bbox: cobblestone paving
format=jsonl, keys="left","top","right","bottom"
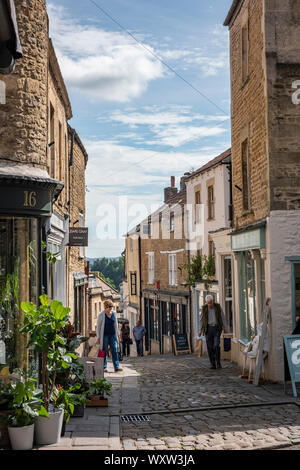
{"left": 120, "top": 355, "right": 300, "bottom": 450}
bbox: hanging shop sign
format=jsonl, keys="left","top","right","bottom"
{"left": 173, "top": 333, "right": 191, "bottom": 356}
{"left": 283, "top": 334, "right": 300, "bottom": 397}
{"left": 69, "top": 227, "right": 89, "bottom": 246}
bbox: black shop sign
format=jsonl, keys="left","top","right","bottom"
{"left": 173, "top": 333, "right": 191, "bottom": 356}
{"left": 69, "top": 227, "right": 89, "bottom": 246}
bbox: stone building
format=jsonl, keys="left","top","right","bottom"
{"left": 0, "top": 0, "right": 88, "bottom": 371}
{"left": 124, "top": 176, "right": 191, "bottom": 356}
{"left": 185, "top": 149, "right": 233, "bottom": 354}
{"left": 67, "top": 125, "right": 88, "bottom": 337}
{"left": 224, "top": 0, "right": 300, "bottom": 381}
{"left": 87, "top": 272, "right": 121, "bottom": 334}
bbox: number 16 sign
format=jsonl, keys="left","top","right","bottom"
{"left": 284, "top": 335, "right": 300, "bottom": 397}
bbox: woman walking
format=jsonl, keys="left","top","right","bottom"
{"left": 121, "top": 322, "right": 131, "bottom": 357}
{"left": 96, "top": 300, "right": 123, "bottom": 373}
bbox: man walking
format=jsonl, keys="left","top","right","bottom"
{"left": 133, "top": 320, "right": 146, "bottom": 357}
{"left": 199, "top": 295, "right": 227, "bottom": 369}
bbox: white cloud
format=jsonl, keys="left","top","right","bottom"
{"left": 47, "top": 4, "right": 164, "bottom": 102}
{"left": 104, "top": 106, "right": 228, "bottom": 147}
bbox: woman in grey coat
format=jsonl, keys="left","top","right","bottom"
{"left": 96, "top": 299, "right": 122, "bottom": 372}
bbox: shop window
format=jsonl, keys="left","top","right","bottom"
{"left": 162, "top": 301, "right": 170, "bottom": 336}
{"left": 239, "top": 251, "right": 257, "bottom": 341}
{"left": 0, "top": 217, "right": 39, "bottom": 372}
{"left": 130, "top": 272, "right": 137, "bottom": 296}
{"left": 224, "top": 256, "right": 233, "bottom": 333}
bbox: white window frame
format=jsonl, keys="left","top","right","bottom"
{"left": 168, "top": 253, "right": 177, "bottom": 286}
{"left": 147, "top": 252, "right": 154, "bottom": 284}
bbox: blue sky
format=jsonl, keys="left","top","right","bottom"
{"left": 47, "top": 0, "right": 233, "bottom": 258}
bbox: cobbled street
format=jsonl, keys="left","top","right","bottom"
{"left": 119, "top": 355, "right": 300, "bottom": 451}
{"left": 40, "top": 354, "right": 300, "bottom": 451}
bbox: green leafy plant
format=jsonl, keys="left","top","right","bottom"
{"left": 52, "top": 384, "right": 88, "bottom": 424}
{"left": 182, "top": 254, "right": 215, "bottom": 287}
{"left": 4, "top": 379, "right": 47, "bottom": 427}
{"left": 41, "top": 241, "right": 60, "bottom": 265}
{"left": 20, "top": 295, "right": 76, "bottom": 413}
{"left": 89, "top": 379, "right": 112, "bottom": 399}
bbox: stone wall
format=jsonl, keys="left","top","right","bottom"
{"left": 0, "top": 0, "right": 49, "bottom": 169}
{"left": 265, "top": 0, "right": 300, "bottom": 210}
{"left": 229, "top": 0, "right": 269, "bottom": 228}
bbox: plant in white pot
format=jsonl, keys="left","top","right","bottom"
{"left": 20, "top": 295, "right": 76, "bottom": 446}
{"left": 5, "top": 378, "right": 45, "bottom": 450}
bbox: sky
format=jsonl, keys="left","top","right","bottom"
{"left": 47, "top": 0, "right": 233, "bottom": 258}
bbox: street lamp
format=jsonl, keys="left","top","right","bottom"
{"left": 0, "top": 0, "right": 23, "bottom": 75}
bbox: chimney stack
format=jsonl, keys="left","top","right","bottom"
{"left": 164, "top": 176, "right": 178, "bottom": 203}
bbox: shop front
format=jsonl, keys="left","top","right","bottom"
{"left": 143, "top": 289, "right": 190, "bottom": 355}
{"left": 0, "top": 173, "right": 62, "bottom": 373}
{"left": 230, "top": 222, "right": 267, "bottom": 367}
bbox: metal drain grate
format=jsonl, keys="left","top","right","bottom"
{"left": 121, "top": 415, "right": 151, "bottom": 423}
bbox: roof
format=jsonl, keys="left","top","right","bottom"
{"left": 224, "top": 0, "right": 243, "bottom": 26}
{"left": 186, "top": 148, "right": 231, "bottom": 181}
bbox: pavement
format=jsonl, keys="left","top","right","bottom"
{"left": 34, "top": 354, "right": 300, "bottom": 451}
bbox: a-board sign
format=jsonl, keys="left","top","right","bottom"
{"left": 283, "top": 335, "right": 300, "bottom": 397}
{"left": 173, "top": 333, "right": 191, "bottom": 356}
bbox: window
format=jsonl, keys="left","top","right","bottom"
{"left": 142, "top": 222, "right": 152, "bottom": 237}
{"left": 242, "top": 139, "right": 251, "bottom": 212}
{"left": 49, "top": 103, "right": 55, "bottom": 178}
{"left": 0, "top": 217, "right": 39, "bottom": 372}
{"left": 58, "top": 121, "right": 63, "bottom": 183}
{"left": 130, "top": 272, "right": 137, "bottom": 296}
{"left": 239, "top": 251, "right": 257, "bottom": 341}
{"left": 168, "top": 253, "right": 177, "bottom": 286}
{"left": 208, "top": 240, "right": 216, "bottom": 268}
{"left": 169, "top": 212, "right": 175, "bottom": 232}
{"left": 94, "top": 302, "right": 97, "bottom": 319}
{"left": 195, "top": 190, "right": 201, "bottom": 223}
{"left": 224, "top": 256, "right": 233, "bottom": 333}
{"left": 148, "top": 252, "right": 154, "bottom": 284}
{"left": 242, "top": 24, "right": 249, "bottom": 84}
{"left": 207, "top": 185, "right": 215, "bottom": 220}
{"left": 79, "top": 211, "right": 84, "bottom": 258}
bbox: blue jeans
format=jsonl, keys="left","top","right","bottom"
{"left": 135, "top": 339, "right": 144, "bottom": 356}
{"left": 103, "top": 335, "right": 119, "bottom": 370}
{"left": 205, "top": 326, "right": 221, "bottom": 366}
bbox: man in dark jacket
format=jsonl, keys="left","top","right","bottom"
{"left": 199, "top": 295, "right": 227, "bottom": 369}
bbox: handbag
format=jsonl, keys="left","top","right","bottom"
{"left": 97, "top": 349, "right": 105, "bottom": 358}
{"left": 118, "top": 344, "right": 123, "bottom": 362}
{"left": 129, "top": 338, "right": 133, "bottom": 345}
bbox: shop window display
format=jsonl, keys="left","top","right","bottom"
{"left": 0, "top": 217, "right": 39, "bottom": 373}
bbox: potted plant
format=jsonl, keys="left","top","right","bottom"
{"left": 20, "top": 295, "right": 76, "bottom": 445}
{"left": 87, "top": 378, "right": 112, "bottom": 407}
{"left": 52, "top": 384, "right": 88, "bottom": 435}
{"left": 5, "top": 379, "right": 44, "bottom": 450}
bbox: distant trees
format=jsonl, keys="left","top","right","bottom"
{"left": 90, "top": 257, "right": 124, "bottom": 291}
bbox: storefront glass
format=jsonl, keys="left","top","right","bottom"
{"left": 0, "top": 217, "right": 39, "bottom": 372}
{"left": 239, "top": 250, "right": 256, "bottom": 341}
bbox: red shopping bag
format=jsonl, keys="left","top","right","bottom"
{"left": 97, "top": 349, "right": 105, "bottom": 358}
